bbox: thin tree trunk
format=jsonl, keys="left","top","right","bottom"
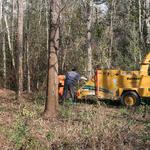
{"left": 145, "top": 0, "right": 150, "bottom": 44}
{"left": 26, "top": 41, "right": 31, "bottom": 93}
{"left": 2, "top": 33, "right": 6, "bottom": 88}
{"left": 11, "top": 0, "right": 15, "bottom": 61}
{"left": 109, "top": 10, "right": 113, "bottom": 68}
{"left": 109, "top": 0, "right": 115, "bottom": 68}
{"left": 87, "top": 0, "right": 93, "bottom": 79}
{"left": 0, "top": 0, "right": 2, "bottom": 25}
{"left": 138, "top": 0, "right": 142, "bottom": 61}
{"left": 4, "top": 15, "right": 15, "bottom": 68}
{"left": 45, "top": 0, "right": 49, "bottom": 59}
{"left": 17, "top": 0, "right": 24, "bottom": 99}
{"left": 26, "top": 0, "right": 31, "bottom": 93}
{"left": 0, "top": 0, "right": 6, "bottom": 88}
{"left": 44, "top": 0, "right": 60, "bottom": 119}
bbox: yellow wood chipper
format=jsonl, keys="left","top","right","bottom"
{"left": 59, "top": 52, "right": 150, "bottom": 106}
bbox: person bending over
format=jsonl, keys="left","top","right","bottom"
{"left": 61, "top": 67, "right": 80, "bottom": 104}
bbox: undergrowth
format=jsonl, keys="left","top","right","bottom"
{"left": 0, "top": 96, "right": 149, "bottom": 150}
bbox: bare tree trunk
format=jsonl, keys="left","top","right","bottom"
{"left": 45, "top": 0, "right": 49, "bottom": 59}
{"left": 138, "top": 0, "right": 142, "bottom": 61}
{"left": 11, "top": 0, "right": 15, "bottom": 61}
{"left": 109, "top": 7, "right": 113, "bottom": 68}
{"left": 26, "top": 0, "right": 31, "bottom": 93}
{"left": 145, "top": 0, "right": 150, "bottom": 44}
{"left": 4, "top": 15, "right": 15, "bottom": 68}
{"left": 1, "top": 0, "right": 6, "bottom": 88}
{"left": 17, "top": 0, "right": 24, "bottom": 99}
{"left": 2, "top": 33, "right": 6, "bottom": 88}
{"left": 87, "top": 0, "right": 93, "bottom": 79}
{"left": 26, "top": 40, "right": 31, "bottom": 93}
{"left": 44, "top": 0, "right": 60, "bottom": 119}
{"left": 0, "top": 0, "right": 2, "bottom": 25}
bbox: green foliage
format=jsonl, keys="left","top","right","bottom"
{"left": 46, "top": 130, "right": 55, "bottom": 141}
{"left": 34, "top": 92, "right": 46, "bottom": 105}
{"left": 120, "top": 107, "right": 129, "bottom": 116}
{"left": 24, "top": 137, "right": 44, "bottom": 150}
{"left": 22, "top": 106, "right": 36, "bottom": 118}
{"left": 0, "top": 0, "right": 149, "bottom": 89}
{"left": 59, "top": 105, "right": 73, "bottom": 119}
{"left": 10, "top": 119, "right": 29, "bottom": 149}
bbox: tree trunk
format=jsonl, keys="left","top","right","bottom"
{"left": 45, "top": 0, "right": 49, "bottom": 59}
{"left": 138, "top": 0, "right": 142, "bottom": 61}
{"left": 0, "top": 0, "right": 2, "bottom": 25}
{"left": 4, "top": 15, "right": 15, "bottom": 68}
{"left": 26, "top": 40, "right": 31, "bottom": 93}
{"left": 1, "top": 0, "right": 6, "bottom": 88}
{"left": 2, "top": 33, "right": 6, "bottom": 88}
{"left": 44, "top": 0, "right": 60, "bottom": 119}
{"left": 11, "top": 0, "right": 15, "bottom": 63}
{"left": 26, "top": 0, "right": 31, "bottom": 93}
{"left": 109, "top": 0, "right": 116, "bottom": 68}
{"left": 145, "top": 0, "right": 150, "bottom": 45}
{"left": 87, "top": 0, "right": 93, "bottom": 79}
{"left": 17, "top": 0, "right": 24, "bottom": 99}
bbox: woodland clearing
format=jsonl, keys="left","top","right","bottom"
{"left": 0, "top": 89, "right": 149, "bottom": 150}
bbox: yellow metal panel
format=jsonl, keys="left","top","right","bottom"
{"left": 118, "top": 88, "right": 150, "bottom": 97}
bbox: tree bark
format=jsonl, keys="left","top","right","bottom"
{"left": 45, "top": 0, "right": 49, "bottom": 59}
{"left": 138, "top": 0, "right": 142, "bottom": 61}
{"left": 11, "top": 0, "right": 15, "bottom": 62}
{"left": 109, "top": 0, "right": 116, "bottom": 68}
{"left": 0, "top": 0, "right": 2, "bottom": 25}
{"left": 87, "top": 0, "right": 93, "bottom": 79}
{"left": 26, "top": 0, "right": 31, "bottom": 93}
{"left": 4, "top": 15, "right": 15, "bottom": 68}
{"left": 2, "top": 33, "right": 6, "bottom": 88}
{"left": 17, "top": 0, "right": 24, "bottom": 99}
{"left": 44, "top": 0, "right": 60, "bottom": 119}
{"left": 1, "top": 0, "right": 6, "bottom": 88}
{"left": 145, "top": 0, "right": 150, "bottom": 44}
{"left": 26, "top": 39, "right": 31, "bottom": 93}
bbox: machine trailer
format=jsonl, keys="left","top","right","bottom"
{"left": 59, "top": 52, "right": 150, "bottom": 106}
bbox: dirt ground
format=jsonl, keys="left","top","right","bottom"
{"left": 0, "top": 89, "right": 150, "bottom": 150}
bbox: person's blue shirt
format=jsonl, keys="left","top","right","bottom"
{"left": 65, "top": 71, "right": 80, "bottom": 85}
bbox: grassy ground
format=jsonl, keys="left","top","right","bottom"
{"left": 0, "top": 89, "right": 150, "bottom": 150}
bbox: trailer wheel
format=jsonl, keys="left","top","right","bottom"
{"left": 121, "top": 91, "right": 141, "bottom": 107}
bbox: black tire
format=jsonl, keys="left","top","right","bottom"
{"left": 121, "top": 91, "right": 141, "bottom": 107}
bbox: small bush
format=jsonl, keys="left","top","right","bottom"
{"left": 10, "top": 119, "right": 29, "bottom": 149}
{"left": 46, "top": 130, "right": 54, "bottom": 141}
{"left": 34, "top": 92, "right": 46, "bottom": 105}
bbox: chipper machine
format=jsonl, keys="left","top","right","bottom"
{"left": 58, "top": 52, "right": 150, "bottom": 107}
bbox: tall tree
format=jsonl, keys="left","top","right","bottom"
{"left": 17, "top": 0, "right": 24, "bottom": 99}
{"left": 87, "top": 0, "right": 93, "bottom": 79}
{"left": 2, "top": 34, "right": 6, "bottom": 88}
{"left": 145, "top": 0, "right": 150, "bottom": 45}
{"left": 109, "top": 0, "right": 116, "bottom": 68}
{"left": 45, "top": 0, "right": 49, "bottom": 59}
{"left": 0, "top": 0, "right": 2, "bottom": 27}
{"left": 138, "top": 0, "right": 142, "bottom": 61}
{"left": 26, "top": 0, "right": 31, "bottom": 93}
{"left": 1, "top": 0, "right": 6, "bottom": 88}
{"left": 44, "top": 0, "right": 60, "bottom": 118}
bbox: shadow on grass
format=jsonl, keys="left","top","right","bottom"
{"left": 77, "top": 98, "right": 121, "bottom": 108}
{"left": 142, "top": 98, "right": 150, "bottom": 105}
{"left": 77, "top": 98, "right": 150, "bottom": 109}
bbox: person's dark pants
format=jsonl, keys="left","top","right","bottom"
{"left": 62, "top": 83, "right": 76, "bottom": 103}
